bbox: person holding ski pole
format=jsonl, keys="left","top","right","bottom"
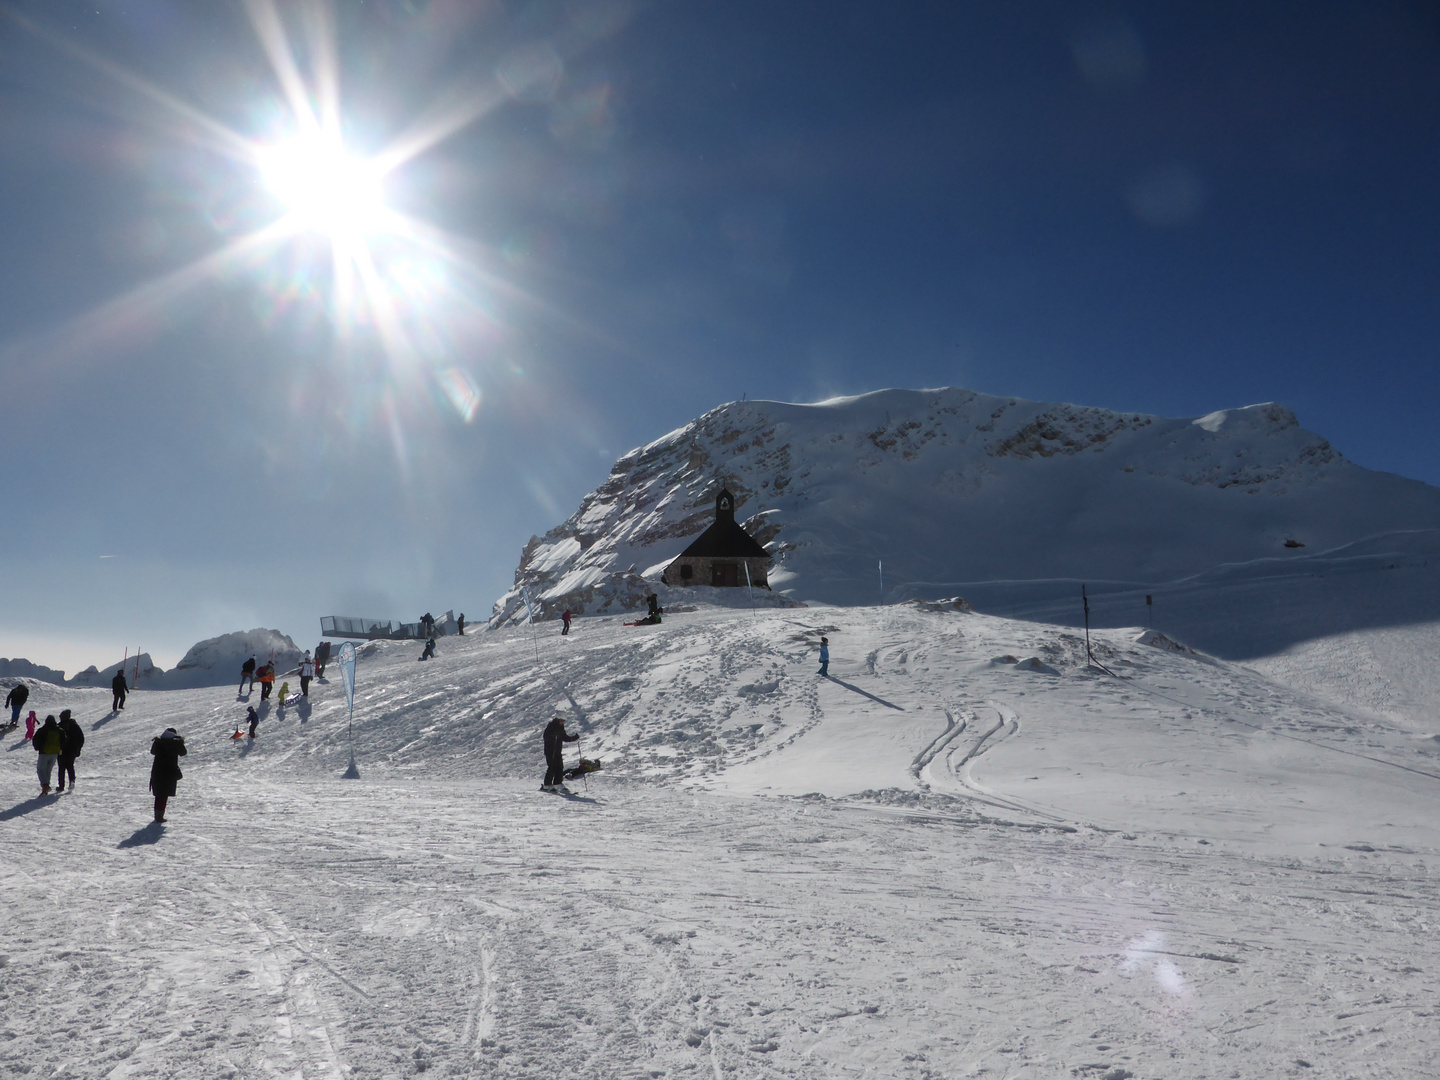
{"left": 541, "top": 716, "right": 579, "bottom": 792}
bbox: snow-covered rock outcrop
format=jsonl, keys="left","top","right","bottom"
{"left": 59, "top": 629, "right": 301, "bottom": 691}
{"left": 491, "top": 387, "right": 1440, "bottom": 624}
{"left": 160, "top": 628, "right": 302, "bottom": 690}
{"left": 68, "top": 653, "right": 163, "bottom": 689}
{"left": 0, "top": 657, "right": 69, "bottom": 684}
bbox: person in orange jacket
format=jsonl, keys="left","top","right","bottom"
{"left": 258, "top": 661, "right": 276, "bottom": 700}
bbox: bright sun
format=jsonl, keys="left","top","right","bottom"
{"left": 260, "top": 135, "right": 385, "bottom": 237}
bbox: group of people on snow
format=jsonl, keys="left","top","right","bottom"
{"left": 30, "top": 710, "right": 85, "bottom": 795}
{"left": 8, "top": 605, "right": 830, "bottom": 816}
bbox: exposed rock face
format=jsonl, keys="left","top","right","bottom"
{"left": 491, "top": 387, "right": 1440, "bottom": 624}
{"left": 0, "top": 658, "right": 69, "bottom": 684}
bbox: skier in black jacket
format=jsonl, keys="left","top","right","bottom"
{"left": 542, "top": 716, "right": 579, "bottom": 791}
{"left": 239, "top": 656, "right": 257, "bottom": 694}
{"left": 111, "top": 670, "right": 128, "bottom": 711}
{"left": 56, "top": 709, "right": 84, "bottom": 792}
{"left": 5, "top": 682, "right": 28, "bottom": 726}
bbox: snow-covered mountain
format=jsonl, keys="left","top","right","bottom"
{"left": 159, "top": 628, "right": 302, "bottom": 690}
{"left": 0, "top": 657, "right": 67, "bottom": 683}
{"left": 491, "top": 387, "right": 1440, "bottom": 626}
{"left": 11, "top": 628, "right": 301, "bottom": 691}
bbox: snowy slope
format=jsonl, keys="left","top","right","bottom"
{"left": 5, "top": 598, "right": 1440, "bottom": 1078}
{"left": 490, "top": 388, "right": 1440, "bottom": 626}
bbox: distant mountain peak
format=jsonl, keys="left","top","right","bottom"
{"left": 490, "top": 387, "right": 1438, "bottom": 625}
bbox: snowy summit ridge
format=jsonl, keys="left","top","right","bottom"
{"left": 491, "top": 387, "right": 1440, "bottom": 623}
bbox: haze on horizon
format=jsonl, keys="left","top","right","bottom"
{"left": 2, "top": 0, "right": 1438, "bottom": 676}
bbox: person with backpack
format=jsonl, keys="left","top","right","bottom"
{"left": 239, "top": 656, "right": 257, "bottom": 694}
{"left": 149, "top": 728, "right": 187, "bottom": 822}
{"left": 5, "top": 682, "right": 28, "bottom": 725}
{"left": 258, "top": 661, "right": 275, "bottom": 700}
{"left": 298, "top": 650, "right": 315, "bottom": 697}
{"left": 541, "top": 716, "right": 579, "bottom": 792}
{"left": 33, "top": 714, "right": 63, "bottom": 795}
{"left": 111, "top": 669, "right": 128, "bottom": 711}
{"left": 56, "top": 710, "right": 84, "bottom": 793}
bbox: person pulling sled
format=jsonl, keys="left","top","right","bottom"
{"left": 541, "top": 716, "right": 579, "bottom": 792}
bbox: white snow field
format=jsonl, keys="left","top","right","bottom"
{"left": 4, "top": 602, "right": 1440, "bottom": 1080}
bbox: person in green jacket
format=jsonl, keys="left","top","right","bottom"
{"left": 33, "top": 714, "right": 63, "bottom": 795}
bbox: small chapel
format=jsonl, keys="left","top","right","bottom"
{"left": 661, "top": 487, "right": 772, "bottom": 589}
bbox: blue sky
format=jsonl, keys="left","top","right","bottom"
{"left": 2, "top": 0, "right": 1438, "bottom": 674}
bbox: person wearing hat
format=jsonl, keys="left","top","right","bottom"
{"left": 298, "top": 650, "right": 315, "bottom": 697}
{"left": 149, "top": 728, "right": 187, "bottom": 822}
{"left": 817, "top": 636, "right": 830, "bottom": 678}
{"left": 56, "top": 709, "right": 85, "bottom": 792}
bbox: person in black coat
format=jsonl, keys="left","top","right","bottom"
{"left": 239, "top": 656, "right": 256, "bottom": 694}
{"left": 149, "top": 728, "right": 187, "bottom": 822}
{"left": 56, "top": 709, "right": 84, "bottom": 793}
{"left": 542, "top": 716, "right": 579, "bottom": 791}
{"left": 5, "top": 682, "right": 28, "bottom": 726}
{"left": 112, "top": 670, "right": 128, "bottom": 711}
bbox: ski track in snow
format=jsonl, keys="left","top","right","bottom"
{"left": 3, "top": 603, "right": 1440, "bottom": 1079}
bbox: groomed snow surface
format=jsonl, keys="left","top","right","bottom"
{"left": 4, "top": 602, "right": 1439, "bottom": 1079}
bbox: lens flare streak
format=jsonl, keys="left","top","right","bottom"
{"left": 1, "top": 0, "right": 633, "bottom": 446}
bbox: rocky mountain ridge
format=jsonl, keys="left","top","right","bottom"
{"left": 0, "top": 628, "right": 301, "bottom": 691}
{"left": 490, "top": 387, "right": 1440, "bottom": 625}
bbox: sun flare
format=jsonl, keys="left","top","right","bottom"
{"left": 259, "top": 135, "right": 385, "bottom": 237}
